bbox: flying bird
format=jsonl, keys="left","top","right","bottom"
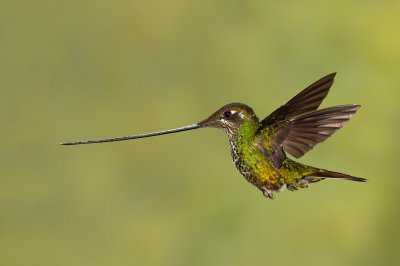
{"left": 61, "top": 73, "right": 365, "bottom": 198}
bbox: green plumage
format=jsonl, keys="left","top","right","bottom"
{"left": 234, "top": 121, "right": 318, "bottom": 196}
{"left": 198, "top": 73, "right": 366, "bottom": 198}
{"left": 62, "top": 73, "right": 366, "bottom": 199}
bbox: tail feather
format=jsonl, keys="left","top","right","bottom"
{"left": 311, "top": 170, "right": 366, "bottom": 182}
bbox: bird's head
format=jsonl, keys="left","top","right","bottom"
{"left": 198, "top": 103, "right": 259, "bottom": 137}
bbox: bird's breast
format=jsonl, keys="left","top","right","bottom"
{"left": 229, "top": 140, "right": 259, "bottom": 183}
{"left": 229, "top": 138, "right": 283, "bottom": 189}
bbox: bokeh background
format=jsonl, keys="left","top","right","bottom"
{"left": 1, "top": 1, "right": 399, "bottom": 265}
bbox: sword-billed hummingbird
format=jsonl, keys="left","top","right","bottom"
{"left": 61, "top": 73, "right": 366, "bottom": 199}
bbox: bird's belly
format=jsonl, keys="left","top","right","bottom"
{"left": 231, "top": 145, "right": 284, "bottom": 191}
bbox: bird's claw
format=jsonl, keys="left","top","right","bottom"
{"left": 287, "top": 179, "right": 309, "bottom": 191}
{"left": 260, "top": 187, "right": 274, "bottom": 199}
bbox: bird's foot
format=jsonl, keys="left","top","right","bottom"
{"left": 260, "top": 187, "right": 274, "bottom": 199}
{"left": 287, "top": 179, "right": 309, "bottom": 191}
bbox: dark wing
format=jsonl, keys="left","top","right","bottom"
{"left": 260, "top": 73, "right": 336, "bottom": 128}
{"left": 278, "top": 105, "right": 360, "bottom": 158}
{"left": 258, "top": 73, "right": 359, "bottom": 167}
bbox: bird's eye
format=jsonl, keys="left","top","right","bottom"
{"left": 224, "top": 111, "right": 232, "bottom": 118}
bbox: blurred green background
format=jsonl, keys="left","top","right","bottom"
{"left": 1, "top": 1, "right": 399, "bottom": 265}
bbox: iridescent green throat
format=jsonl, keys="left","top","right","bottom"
{"left": 229, "top": 121, "right": 259, "bottom": 166}
{"left": 235, "top": 121, "right": 258, "bottom": 148}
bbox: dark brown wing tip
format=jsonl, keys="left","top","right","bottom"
{"left": 328, "top": 72, "right": 337, "bottom": 78}
{"left": 284, "top": 72, "right": 338, "bottom": 110}
{"left": 307, "top": 72, "right": 337, "bottom": 89}
{"left": 336, "top": 104, "right": 361, "bottom": 113}
{"left": 352, "top": 104, "right": 361, "bottom": 112}
{"left": 321, "top": 72, "right": 337, "bottom": 81}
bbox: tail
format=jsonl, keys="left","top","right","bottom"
{"left": 310, "top": 169, "right": 366, "bottom": 182}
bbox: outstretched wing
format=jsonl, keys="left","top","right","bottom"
{"left": 275, "top": 105, "right": 360, "bottom": 158}
{"left": 260, "top": 73, "right": 336, "bottom": 128}
{"left": 258, "top": 73, "right": 359, "bottom": 167}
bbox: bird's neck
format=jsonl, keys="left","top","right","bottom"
{"left": 228, "top": 121, "right": 259, "bottom": 169}
{"left": 228, "top": 122, "right": 258, "bottom": 152}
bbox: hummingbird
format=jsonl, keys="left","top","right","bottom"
{"left": 61, "top": 73, "right": 366, "bottom": 199}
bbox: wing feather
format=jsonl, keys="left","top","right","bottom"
{"left": 281, "top": 105, "right": 360, "bottom": 158}
{"left": 257, "top": 73, "right": 360, "bottom": 167}
{"left": 260, "top": 73, "right": 336, "bottom": 128}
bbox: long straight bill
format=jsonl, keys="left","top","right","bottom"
{"left": 60, "top": 124, "right": 201, "bottom": 145}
